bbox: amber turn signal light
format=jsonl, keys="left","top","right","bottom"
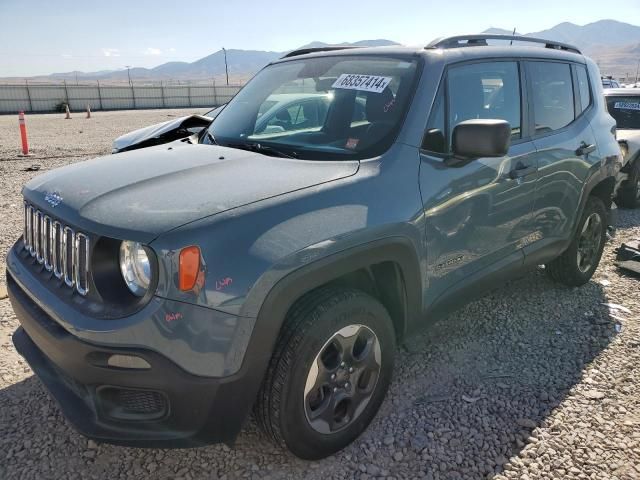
{"left": 179, "top": 246, "right": 201, "bottom": 291}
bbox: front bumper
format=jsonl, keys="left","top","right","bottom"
{"left": 7, "top": 243, "right": 255, "bottom": 378}
{"left": 8, "top": 274, "right": 262, "bottom": 447}
{"left": 5, "top": 232, "right": 277, "bottom": 448}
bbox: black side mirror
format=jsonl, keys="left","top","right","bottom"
{"left": 452, "top": 119, "right": 511, "bottom": 159}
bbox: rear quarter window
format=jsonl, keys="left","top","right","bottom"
{"left": 575, "top": 65, "right": 591, "bottom": 113}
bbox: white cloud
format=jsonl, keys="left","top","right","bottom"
{"left": 168, "top": 47, "right": 177, "bottom": 53}
{"left": 61, "top": 53, "right": 72, "bottom": 58}
{"left": 102, "top": 48, "right": 120, "bottom": 57}
{"left": 144, "top": 47, "right": 162, "bottom": 56}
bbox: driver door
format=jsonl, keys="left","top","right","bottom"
{"left": 419, "top": 60, "right": 539, "bottom": 306}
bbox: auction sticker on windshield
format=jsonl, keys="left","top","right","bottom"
{"left": 332, "top": 74, "right": 392, "bottom": 93}
{"left": 614, "top": 101, "right": 640, "bottom": 111}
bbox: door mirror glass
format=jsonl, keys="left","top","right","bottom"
{"left": 452, "top": 119, "right": 511, "bottom": 158}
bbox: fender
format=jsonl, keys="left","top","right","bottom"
{"left": 242, "top": 236, "right": 424, "bottom": 338}
{"left": 216, "top": 236, "right": 423, "bottom": 436}
{"left": 578, "top": 162, "right": 617, "bottom": 226}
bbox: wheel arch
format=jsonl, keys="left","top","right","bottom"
{"left": 252, "top": 237, "right": 423, "bottom": 348}
{"left": 588, "top": 175, "right": 616, "bottom": 209}
{"left": 571, "top": 170, "right": 616, "bottom": 239}
{"left": 230, "top": 237, "right": 423, "bottom": 424}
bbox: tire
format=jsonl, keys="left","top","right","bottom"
{"left": 616, "top": 160, "right": 640, "bottom": 209}
{"left": 545, "top": 196, "right": 607, "bottom": 286}
{"left": 254, "top": 287, "right": 396, "bottom": 459}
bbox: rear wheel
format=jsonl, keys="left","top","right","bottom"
{"left": 545, "top": 196, "right": 607, "bottom": 286}
{"left": 254, "top": 288, "right": 395, "bottom": 459}
{"left": 617, "top": 160, "right": 640, "bottom": 209}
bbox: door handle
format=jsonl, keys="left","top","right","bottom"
{"left": 509, "top": 165, "right": 537, "bottom": 179}
{"left": 576, "top": 142, "right": 596, "bottom": 156}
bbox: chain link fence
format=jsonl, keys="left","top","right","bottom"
{"left": 0, "top": 82, "right": 243, "bottom": 114}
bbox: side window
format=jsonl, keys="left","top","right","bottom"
{"left": 447, "top": 61, "right": 521, "bottom": 144}
{"left": 287, "top": 104, "right": 304, "bottom": 125}
{"left": 575, "top": 65, "right": 591, "bottom": 113}
{"left": 528, "top": 62, "right": 575, "bottom": 134}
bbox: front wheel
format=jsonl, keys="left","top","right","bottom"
{"left": 545, "top": 196, "right": 607, "bottom": 286}
{"left": 254, "top": 288, "right": 395, "bottom": 459}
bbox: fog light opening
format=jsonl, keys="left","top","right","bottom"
{"left": 107, "top": 354, "right": 151, "bottom": 370}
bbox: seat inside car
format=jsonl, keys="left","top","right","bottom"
{"left": 358, "top": 87, "right": 398, "bottom": 148}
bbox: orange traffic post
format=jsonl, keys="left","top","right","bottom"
{"left": 18, "top": 111, "right": 32, "bottom": 157}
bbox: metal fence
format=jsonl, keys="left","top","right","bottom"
{"left": 0, "top": 82, "right": 244, "bottom": 114}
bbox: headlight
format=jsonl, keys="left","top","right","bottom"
{"left": 119, "top": 241, "right": 151, "bottom": 296}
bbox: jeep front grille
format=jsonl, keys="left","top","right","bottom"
{"left": 23, "top": 202, "right": 90, "bottom": 295}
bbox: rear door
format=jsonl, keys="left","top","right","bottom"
{"left": 419, "top": 60, "right": 538, "bottom": 305}
{"left": 525, "top": 61, "right": 600, "bottom": 260}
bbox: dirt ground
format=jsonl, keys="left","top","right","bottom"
{"left": 0, "top": 110, "right": 639, "bottom": 479}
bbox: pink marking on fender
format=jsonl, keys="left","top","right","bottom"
{"left": 165, "top": 312, "right": 183, "bottom": 323}
{"left": 215, "top": 277, "right": 233, "bottom": 291}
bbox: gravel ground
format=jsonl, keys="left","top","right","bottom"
{"left": 0, "top": 110, "right": 639, "bottom": 480}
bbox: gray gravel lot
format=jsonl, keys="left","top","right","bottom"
{"left": 1, "top": 110, "right": 639, "bottom": 479}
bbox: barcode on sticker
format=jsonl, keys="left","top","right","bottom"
{"left": 614, "top": 101, "right": 640, "bottom": 111}
{"left": 332, "top": 74, "right": 392, "bottom": 94}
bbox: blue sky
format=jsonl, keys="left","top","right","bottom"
{"left": 1, "top": 0, "right": 639, "bottom": 76}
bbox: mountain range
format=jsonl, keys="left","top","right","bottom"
{"left": 485, "top": 20, "right": 640, "bottom": 77}
{"left": 7, "top": 20, "right": 640, "bottom": 83}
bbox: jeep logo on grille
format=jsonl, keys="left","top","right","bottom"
{"left": 44, "top": 191, "right": 63, "bottom": 208}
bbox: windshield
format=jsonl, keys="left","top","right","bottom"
{"left": 202, "top": 55, "right": 419, "bottom": 160}
{"left": 606, "top": 96, "right": 640, "bottom": 129}
{"left": 204, "top": 105, "right": 225, "bottom": 119}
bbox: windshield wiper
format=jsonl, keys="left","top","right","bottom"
{"left": 225, "top": 142, "right": 297, "bottom": 159}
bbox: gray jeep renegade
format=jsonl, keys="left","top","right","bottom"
{"left": 7, "top": 35, "right": 622, "bottom": 459}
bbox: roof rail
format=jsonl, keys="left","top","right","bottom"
{"left": 281, "top": 46, "right": 361, "bottom": 59}
{"left": 426, "top": 34, "right": 581, "bottom": 54}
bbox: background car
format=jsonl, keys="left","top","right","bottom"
{"left": 602, "top": 76, "right": 621, "bottom": 89}
{"left": 605, "top": 88, "right": 640, "bottom": 207}
{"left": 111, "top": 105, "right": 225, "bottom": 153}
{"left": 112, "top": 93, "right": 367, "bottom": 153}
{"left": 252, "top": 92, "right": 366, "bottom": 137}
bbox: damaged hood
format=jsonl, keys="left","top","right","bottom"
{"left": 111, "top": 114, "right": 212, "bottom": 153}
{"left": 23, "top": 142, "right": 359, "bottom": 243}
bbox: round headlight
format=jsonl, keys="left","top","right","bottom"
{"left": 119, "top": 241, "right": 151, "bottom": 297}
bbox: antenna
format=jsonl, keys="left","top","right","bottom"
{"left": 510, "top": 28, "right": 516, "bottom": 46}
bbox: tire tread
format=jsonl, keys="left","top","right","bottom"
{"left": 545, "top": 196, "right": 607, "bottom": 286}
{"left": 254, "top": 287, "right": 367, "bottom": 448}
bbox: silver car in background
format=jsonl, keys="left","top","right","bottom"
{"left": 605, "top": 88, "right": 640, "bottom": 207}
